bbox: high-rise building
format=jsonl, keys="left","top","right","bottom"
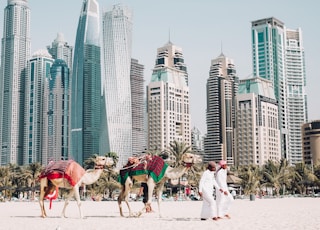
{"left": 252, "top": 18, "right": 288, "bottom": 161}
{"left": 0, "top": 0, "right": 31, "bottom": 165}
{"left": 24, "top": 50, "right": 54, "bottom": 165}
{"left": 42, "top": 59, "right": 70, "bottom": 164}
{"left": 285, "top": 28, "right": 308, "bottom": 164}
{"left": 130, "top": 58, "right": 146, "bottom": 156}
{"left": 71, "top": 0, "right": 101, "bottom": 165}
{"left": 302, "top": 120, "right": 320, "bottom": 166}
{"left": 47, "top": 33, "right": 73, "bottom": 71}
{"left": 251, "top": 17, "right": 307, "bottom": 164}
{"left": 236, "top": 77, "right": 281, "bottom": 166}
{"left": 147, "top": 41, "right": 191, "bottom": 155}
{"left": 204, "top": 53, "right": 238, "bottom": 165}
{"left": 101, "top": 4, "right": 133, "bottom": 167}
{"left": 191, "top": 126, "right": 204, "bottom": 155}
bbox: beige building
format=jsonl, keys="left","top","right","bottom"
{"left": 302, "top": 120, "right": 320, "bottom": 166}
{"left": 147, "top": 41, "right": 191, "bottom": 155}
{"left": 236, "top": 77, "right": 281, "bottom": 166}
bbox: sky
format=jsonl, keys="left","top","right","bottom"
{"left": 0, "top": 0, "right": 319, "bottom": 134}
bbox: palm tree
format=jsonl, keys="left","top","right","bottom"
{"left": 166, "top": 140, "right": 192, "bottom": 167}
{"left": 0, "top": 165, "right": 12, "bottom": 199}
{"left": 83, "top": 154, "right": 99, "bottom": 169}
{"left": 20, "top": 162, "right": 43, "bottom": 200}
{"left": 291, "top": 162, "right": 317, "bottom": 195}
{"left": 104, "top": 152, "right": 119, "bottom": 168}
{"left": 96, "top": 170, "right": 121, "bottom": 199}
{"left": 262, "top": 160, "right": 282, "bottom": 196}
{"left": 239, "top": 165, "right": 261, "bottom": 198}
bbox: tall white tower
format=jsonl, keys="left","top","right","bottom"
{"left": 285, "top": 28, "right": 308, "bottom": 164}
{"left": 0, "top": 0, "right": 31, "bottom": 165}
{"left": 147, "top": 41, "right": 191, "bottom": 153}
{"left": 101, "top": 4, "right": 133, "bottom": 167}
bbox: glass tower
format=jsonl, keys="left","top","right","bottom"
{"left": 101, "top": 4, "right": 133, "bottom": 167}
{"left": 25, "top": 50, "right": 54, "bottom": 165}
{"left": 42, "top": 59, "right": 70, "bottom": 164}
{"left": 204, "top": 53, "right": 238, "bottom": 165}
{"left": 285, "top": 28, "right": 307, "bottom": 164}
{"left": 130, "top": 58, "right": 146, "bottom": 156}
{"left": 0, "top": 0, "right": 31, "bottom": 165}
{"left": 47, "top": 33, "right": 73, "bottom": 73}
{"left": 71, "top": 0, "right": 101, "bottom": 164}
{"left": 251, "top": 17, "right": 307, "bottom": 164}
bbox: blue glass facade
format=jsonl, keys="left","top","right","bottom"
{"left": 71, "top": 0, "right": 101, "bottom": 164}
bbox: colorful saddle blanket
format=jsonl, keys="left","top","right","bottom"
{"left": 39, "top": 160, "right": 85, "bottom": 186}
{"left": 118, "top": 156, "right": 168, "bottom": 185}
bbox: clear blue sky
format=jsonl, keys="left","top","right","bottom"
{"left": 0, "top": 0, "right": 319, "bottom": 134}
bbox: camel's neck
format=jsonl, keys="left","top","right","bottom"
{"left": 80, "top": 169, "right": 103, "bottom": 185}
{"left": 165, "top": 165, "right": 189, "bottom": 179}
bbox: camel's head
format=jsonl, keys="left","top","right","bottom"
{"left": 94, "top": 156, "right": 114, "bottom": 169}
{"left": 181, "top": 153, "right": 202, "bottom": 168}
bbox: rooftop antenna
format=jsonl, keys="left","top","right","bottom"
{"left": 221, "top": 41, "right": 223, "bottom": 55}
{"left": 168, "top": 28, "right": 171, "bottom": 43}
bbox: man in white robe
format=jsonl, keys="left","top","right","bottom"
{"left": 198, "top": 161, "right": 224, "bottom": 221}
{"left": 216, "top": 160, "right": 234, "bottom": 219}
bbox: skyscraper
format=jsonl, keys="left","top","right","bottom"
{"left": 285, "top": 28, "right": 308, "bottom": 164}
{"left": 130, "top": 58, "right": 146, "bottom": 156}
{"left": 191, "top": 126, "right": 204, "bottom": 155}
{"left": 147, "top": 41, "right": 191, "bottom": 154}
{"left": 101, "top": 4, "right": 133, "bottom": 167}
{"left": 24, "top": 50, "right": 54, "bottom": 165}
{"left": 236, "top": 77, "right": 281, "bottom": 166}
{"left": 0, "top": 0, "right": 31, "bottom": 165}
{"left": 71, "top": 0, "right": 101, "bottom": 164}
{"left": 47, "top": 33, "right": 73, "bottom": 71}
{"left": 204, "top": 53, "right": 238, "bottom": 164}
{"left": 251, "top": 17, "right": 307, "bottom": 164}
{"left": 42, "top": 59, "right": 70, "bottom": 164}
{"left": 251, "top": 17, "right": 288, "bottom": 161}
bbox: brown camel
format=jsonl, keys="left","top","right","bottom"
{"left": 117, "top": 152, "right": 202, "bottom": 217}
{"left": 39, "top": 156, "right": 114, "bottom": 218}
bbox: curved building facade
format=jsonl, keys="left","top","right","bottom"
{"left": 71, "top": 0, "right": 101, "bottom": 164}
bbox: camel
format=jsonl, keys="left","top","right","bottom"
{"left": 117, "top": 152, "right": 202, "bottom": 217}
{"left": 39, "top": 156, "right": 114, "bottom": 218}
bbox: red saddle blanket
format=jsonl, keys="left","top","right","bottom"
{"left": 118, "top": 156, "right": 168, "bottom": 185}
{"left": 39, "top": 160, "right": 85, "bottom": 186}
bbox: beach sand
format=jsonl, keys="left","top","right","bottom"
{"left": 1, "top": 197, "right": 319, "bottom": 230}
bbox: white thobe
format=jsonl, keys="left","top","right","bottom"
{"left": 198, "top": 169, "right": 220, "bottom": 219}
{"left": 215, "top": 167, "right": 234, "bottom": 217}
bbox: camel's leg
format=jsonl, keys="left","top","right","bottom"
{"left": 117, "top": 189, "right": 126, "bottom": 217}
{"left": 39, "top": 178, "right": 48, "bottom": 218}
{"left": 118, "top": 178, "right": 133, "bottom": 217}
{"left": 61, "top": 188, "right": 75, "bottom": 218}
{"left": 73, "top": 185, "right": 83, "bottom": 218}
{"left": 156, "top": 182, "right": 165, "bottom": 218}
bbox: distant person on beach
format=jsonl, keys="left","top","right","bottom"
{"left": 138, "top": 182, "right": 152, "bottom": 212}
{"left": 198, "top": 161, "right": 223, "bottom": 221}
{"left": 216, "top": 160, "right": 234, "bottom": 219}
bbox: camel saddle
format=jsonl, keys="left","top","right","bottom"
{"left": 39, "top": 160, "right": 85, "bottom": 186}
{"left": 118, "top": 155, "right": 168, "bottom": 185}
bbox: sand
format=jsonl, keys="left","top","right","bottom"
{"left": 0, "top": 197, "right": 319, "bottom": 230}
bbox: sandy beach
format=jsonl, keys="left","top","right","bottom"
{"left": 1, "top": 197, "right": 319, "bottom": 230}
